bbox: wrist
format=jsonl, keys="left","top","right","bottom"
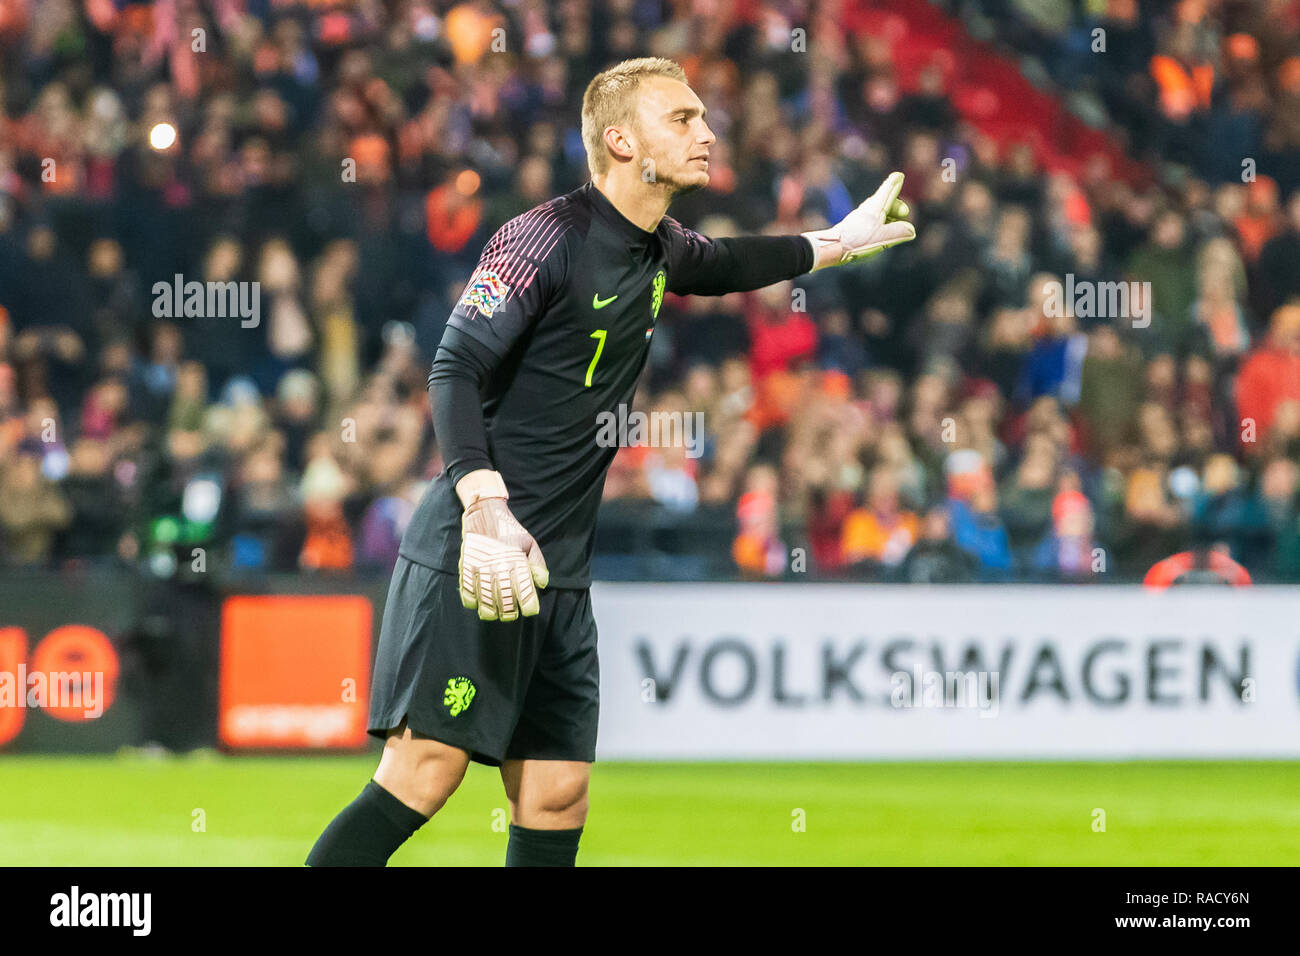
{"left": 801, "top": 230, "right": 842, "bottom": 272}
{"left": 456, "top": 469, "right": 509, "bottom": 509}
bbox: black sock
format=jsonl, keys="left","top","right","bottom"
{"left": 306, "top": 780, "right": 428, "bottom": 866}
{"left": 505, "top": 824, "right": 583, "bottom": 867}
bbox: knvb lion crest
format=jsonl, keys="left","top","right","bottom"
{"left": 443, "top": 676, "right": 477, "bottom": 717}
{"left": 650, "top": 269, "right": 666, "bottom": 320}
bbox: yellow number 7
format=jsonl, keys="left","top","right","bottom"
{"left": 585, "top": 329, "right": 607, "bottom": 387}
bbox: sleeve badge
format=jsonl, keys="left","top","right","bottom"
{"left": 459, "top": 270, "right": 511, "bottom": 317}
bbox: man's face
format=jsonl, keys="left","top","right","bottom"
{"left": 628, "top": 76, "right": 716, "bottom": 195}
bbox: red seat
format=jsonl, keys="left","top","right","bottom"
{"left": 859, "top": 0, "right": 1144, "bottom": 185}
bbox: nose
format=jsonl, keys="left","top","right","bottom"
{"left": 698, "top": 120, "right": 716, "bottom": 147}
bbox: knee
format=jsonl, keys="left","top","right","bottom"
{"left": 410, "top": 753, "right": 463, "bottom": 813}
{"left": 377, "top": 744, "right": 466, "bottom": 817}
{"left": 519, "top": 769, "right": 589, "bottom": 825}
{"left": 543, "top": 772, "right": 589, "bottom": 815}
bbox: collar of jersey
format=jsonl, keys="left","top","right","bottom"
{"left": 583, "top": 182, "right": 657, "bottom": 248}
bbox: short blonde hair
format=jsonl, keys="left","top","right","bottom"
{"left": 581, "top": 57, "right": 688, "bottom": 176}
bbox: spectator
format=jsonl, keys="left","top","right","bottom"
{"left": 56, "top": 438, "right": 122, "bottom": 563}
{"left": 1236, "top": 304, "right": 1300, "bottom": 453}
{"left": 0, "top": 443, "right": 72, "bottom": 566}
{"left": 1031, "top": 485, "right": 1098, "bottom": 581}
{"left": 1078, "top": 324, "right": 1144, "bottom": 456}
{"left": 840, "top": 465, "right": 920, "bottom": 570}
{"left": 745, "top": 281, "right": 817, "bottom": 382}
{"left": 298, "top": 433, "right": 354, "bottom": 571}
{"left": 732, "top": 465, "right": 786, "bottom": 579}
{"left": 1127, "top": 212, "right": 1198, "bottom": 356}
{"left": 945, "top": 450, "right": 1013, "bottom": 579}
{"left": 899, "top": 505, "right": 977, "bottom": 583}
{"left": 1257, "top": 190, "right": 1300, "bottom": 318}
{"left": 1016, "top": 274, "right": 1087, "bottom": 406}
{"left": 1260, "top": 457, "right": 1300, "bottom": 579}
{"left": 999, "top": 436, "right": 1058, "bottom": 560}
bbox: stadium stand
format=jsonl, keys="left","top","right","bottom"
{"left": 1, "top": 0, "right": 1298, "bottom": 584}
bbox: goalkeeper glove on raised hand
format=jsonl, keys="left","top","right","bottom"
{"left": 802, "top": 171, "right": 916, "bottom": 270}
{"left": 455, "top": 469, "right": 549, "bottom": 622}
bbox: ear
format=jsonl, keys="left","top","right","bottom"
{"left": 603, "top": 125, "right": 635, "bottom": 165}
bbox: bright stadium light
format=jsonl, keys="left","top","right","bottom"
{"left": 454, "top": 168, "right": 481, "bottom": 196}
{"left": 148, "top": 122, "right": 177, "bottom": 151}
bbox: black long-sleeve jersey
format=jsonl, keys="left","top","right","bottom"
{"left": 400, "top": 181, "right": 815, "bottom": 587}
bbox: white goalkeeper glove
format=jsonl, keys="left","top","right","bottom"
{"left": 455, "top": 469, "right": 549, "bottom": 622}
{"left": 802, "top": 171, "right": 916, "bottom": 270}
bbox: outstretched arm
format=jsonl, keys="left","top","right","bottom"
{"left": 663, "top": 224, "right": 815, "bottom": 295}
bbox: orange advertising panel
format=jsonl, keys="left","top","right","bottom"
{"left": 219, "top": 596, "right": 372, "bottom": 749}
{"left": 31, "top": 625, "right": 120, "bottom": 722}
{"left": 0, "top": 627, "right": 28, "bottom": 746}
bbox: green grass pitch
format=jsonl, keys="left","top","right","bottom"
{"left": 1, "top": 755, "right": 1296, "bottom": 865}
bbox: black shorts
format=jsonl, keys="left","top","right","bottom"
{"left": 368, "top": 556, "right": 599, "bottom": 766}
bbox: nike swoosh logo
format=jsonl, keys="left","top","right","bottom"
{"left": 592, "top": 293, "right": 619, "bottom": 309}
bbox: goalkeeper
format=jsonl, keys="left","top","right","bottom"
{"left": 307, "top": 57, "right": 914, "bottom": 867}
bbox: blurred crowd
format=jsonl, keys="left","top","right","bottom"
{"left": 0, "top": 0, "right": 1298, "bottom": 583}
{"left": 951, "top": 0, "right": 1300, "bottom": 194}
